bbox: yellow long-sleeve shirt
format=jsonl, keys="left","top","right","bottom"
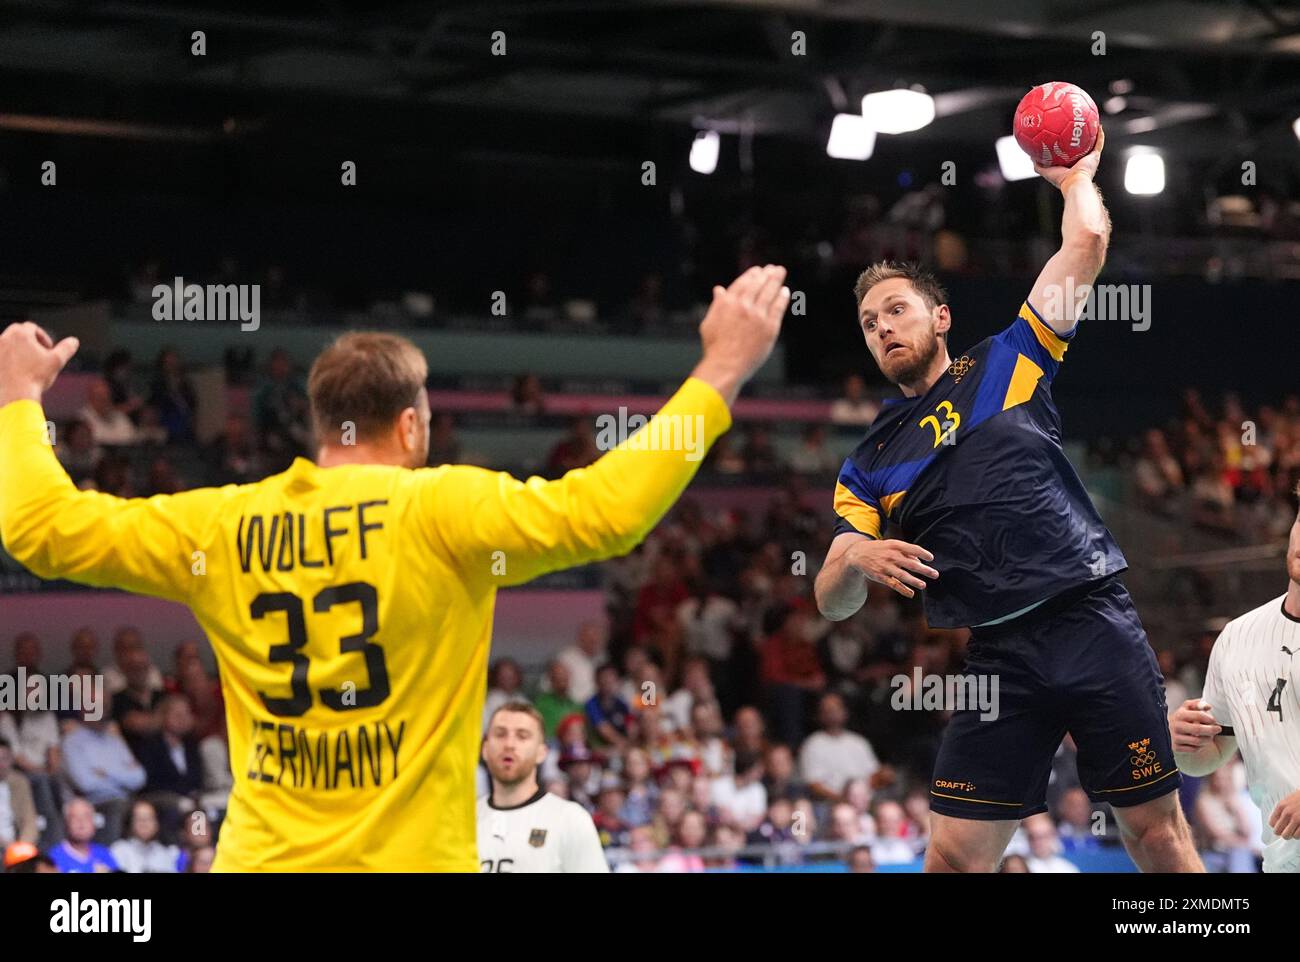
{"left": 0, "top": 377, "right": 730, "bottom": 871}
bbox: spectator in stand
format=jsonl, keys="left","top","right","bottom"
{"left": 509, "top": 373, "right": 546, "bottom": 417}
{"left": 1195, "top": 763, "right": 1258, "bottom": 873}
{"left": 999, "top": 854, "right": 1030, "bottom": 873}
{"left": 741, "top": 424, "right": 782, "bottom": 476}
{"left": 103, "top": 349, "right": 143, "bottom": 420}
{"left": 8, "top": 631, "right": 42, "bottom": 677}
{"left": 546, "top": 417, "right": 600, "bottom": 477}
{"left": 148, "top": 347, "right": 198, "bottom": 443}
{"left": 619, "top": 748, "right": 658, "bottom": 827}
{"left": 64, "top": 628, "right": 100, "bottom": 676}
{"left": 788, "top": 424, "right": 840, "bottom": 475}
{"left": 1055, "top": 786, "right": 1102, "bottom": 853}
{"left": 1023, "top": 813, "right": 1080, "bottom": 873}
{"left": 79, "top": 378, "right": 138, "bottom": 447}
{"left": 253, "top": 347, "right": 311, "bottom": 467}
{"left": 1136, "top": 429, "right": 1187, "bottom": 513}
{"left": 658, "top": 810, "right": 708, "bottom": 872}
{"left": 829, "top": 802, "right": 870, "bottom": 846}
{"left": 663, "top": 656, "right": 716, "bottom": 732}
{"left": 829, "top": 374, "right": 879, "bottom": 426}
{"left": 749, "top": 797, "right": 796, "bottom": 847}
{"left": 169, "top": 642, "right": 223, "bottom": 742}
{"left": 0, "top": 738, "right": 38, "bottom": 847}
{"left": 559, "top": 746, "right": 601, "bottom": 812}
{"left": 104, "top": 626, "right": 164, "bottom": 696}
{"left": 48, "top": 797, "right": 118, "bottom": 873}
{"left": 710, "top": 750, "right": 767, "bottom": 832}
{"left": 545, "top": 621, "right": 604, "bottom": 705}
{"left": 427, "top": 412, "right": 462, "bottom": 467}
{"left": 533, "top": 660, "right": 584, "bottom": 739}
{"left": 110, "top": 799, "right": 181, "bottom": 873}
{"left": 869, "top": 799, "right": 917, "bottom": 866}
{"left": 482, "top": 659, "right": 527, "bottom": 731}
{"left": 634, "top": 556, "right": 690, "bottom": 646}
{"left": 847, "top": 845, "right": 875, "bottom": 873}
{"left": 799, "top": 692, "right": 880, "bottom": 800}
{"left": 760, "top": 602, "right": 827, "bottom": 747}
{"left": 676, "top": 578, "right": 740, "bottom": 677}
{"left": 705, "top": 435, "right": 748, "bottom": 475}
{"left": 55, "top": 420, "right": 102, "bottom": 483}
{"left": 61, "top": 716, "right": 145, "bottom": 842}
{"left": 650, "top": 787, "right": 688, "bottom": 849}
{"left": 0, "top": 676, "right": 63, "bottom": 847}
{"left": 732, "top": 706, "right": 769, "bottom": 759}
{"left": 762, "top": 743, "right": 805, "bottom": 802}
{"left": 593, "top": 782, "right": 631, "bottom": 848}
{"left": 133, "top": 695, "right": 203, "bottom": 840}
{"left": 111, "top": 642, "right": 164, "bottom": 749}
{"left": 689, "top": 700, "right": 732, "bottom": 778}
{"left": 206, "top": 414, "right": 259, "bottom": 484}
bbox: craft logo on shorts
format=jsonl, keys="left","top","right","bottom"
{"left": 529, "top": 828, "right": 547, "bottom": 848}
{"left": 1128, "top": 736, "right": 1162, "bottom": 781}
{"left": 934, "top": 779, "right": 977, "bottom": 793}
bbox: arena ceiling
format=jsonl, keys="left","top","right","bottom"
{"left": 0, "top": 0, "right": 1297, "bottom": 175}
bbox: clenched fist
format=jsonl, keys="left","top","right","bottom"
{"left": 0, "top": 322, "right": 80, "bottom": 408}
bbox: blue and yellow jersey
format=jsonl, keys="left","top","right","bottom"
{"left": 832, "top": 302, "right": 1126, "bottom": 628}
{"left": 0, "top": 377, "right": 730, "bottom": 871}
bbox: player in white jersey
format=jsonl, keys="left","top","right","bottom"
{"left": 478, "top": 701, "right": 609, "bottom": 873}
{"left": 1170, "top": 486, "right": 1300, "bottom": 873}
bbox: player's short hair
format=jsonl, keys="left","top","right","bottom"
{"left": 487, "top": 700, "right": 545, "bottom": 736}
{"left": 852, "top": 261, "right": 948, "bottom": 314}
{"left": 307, "top": 332, "right": 428, "bottom": 444}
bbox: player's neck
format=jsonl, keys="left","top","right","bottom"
{"left": 898, "top": 349, "right": 953, "bottom": 399}
{"left": 1285, "top": 580, "right": 1300, "bottom": 620}
{"left": 316, "top": 443, "right": 408, "bottom": 469}
{"left": 492, "top": 776, "right": 542, "bottom": 809}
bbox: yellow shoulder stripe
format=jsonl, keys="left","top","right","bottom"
{"left": 1019, "top": 302, "right": 1068, "bottom": 363}
{"left": 833, "top": 482, "right": 882, "bottom": 539}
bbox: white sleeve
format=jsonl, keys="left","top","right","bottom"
{"left": 1200, "top": 633, "right": 1235, "bottom": 733}
{"left": 562, "top": 805, "right": 610, "bottom": 873}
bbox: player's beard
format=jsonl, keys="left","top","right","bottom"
{"left": 490, "top": 758, "right": 539, "bottom": 790}
{"left": 881, "top": 329, "right": 943, "bottom": 386}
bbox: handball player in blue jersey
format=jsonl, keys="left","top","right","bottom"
{"left": 814, "top": 129, "right": 1204, "bottom": 872}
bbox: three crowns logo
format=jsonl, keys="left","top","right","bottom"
{"left": 1127, "top": 737, "right": 1151, "bottom": 752}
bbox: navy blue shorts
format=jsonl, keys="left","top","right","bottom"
{"left": 930, "top": 575, "right": 1181, "bottom": 821}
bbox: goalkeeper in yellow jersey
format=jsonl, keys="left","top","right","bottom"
{"left": 0, "top": 265, "right": 792, "bottom": 872}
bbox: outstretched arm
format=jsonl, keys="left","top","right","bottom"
{"left": 426, "top": 266, "right": 793, "bottom": 587}
{"left": 0, "top": 322, "right": 232, "bottom": 602}
{"left": 1027, "top": 126, "right": 1111, "bottom": 335}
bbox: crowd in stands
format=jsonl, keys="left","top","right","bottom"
{"left": 1, "top": 628, "right": 228, "bottom": 873}
{"left": 1093, "top": 387, "right": 1300, "bottom": 545}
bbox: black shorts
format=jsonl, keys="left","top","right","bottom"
{"left": 929, "top": 575, "right": 1181, "bottom": 821}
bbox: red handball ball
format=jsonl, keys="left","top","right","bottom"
{"left": 1013, "top": 81, "right": 1100, "bottom": 168}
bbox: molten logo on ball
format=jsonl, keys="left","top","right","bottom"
{"left": 1013, "top": 81, "right": 1099, "bottom": 168}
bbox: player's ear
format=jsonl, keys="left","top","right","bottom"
{"left": 536, "top": 739, "right": 549, "bottom": 766}
{"left": 397, "top": 406, "right": 419, "bottom": 451}
{"left": 933, "top": 304, "right": 952, "bottom": 338}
